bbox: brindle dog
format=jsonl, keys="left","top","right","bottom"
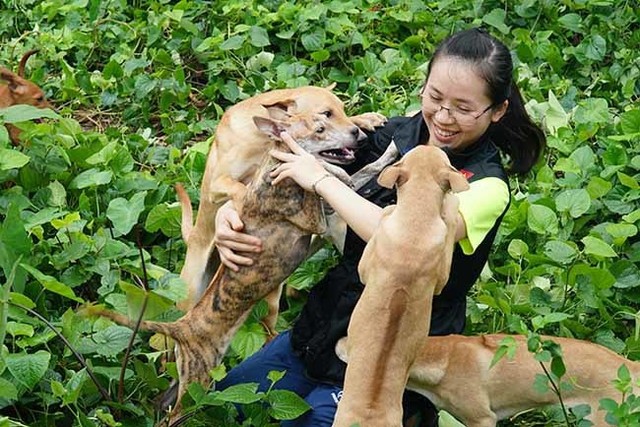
{"left": 84, "top": 111, "right": 342, "bottom": 416}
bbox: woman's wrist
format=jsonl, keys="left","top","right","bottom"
{"left": 311, "top": 173, "right": 335, "bottom": 195}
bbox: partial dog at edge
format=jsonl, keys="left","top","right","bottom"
{"left": 0, "top": 50, "right": 50, "bottom": 145}
{"left": 179, "top": 85, "right": 386, "bottom": 331}
{"left": 337, "top": 334, "right": 639, "bottom": 427}
{"left": 83, "top": 108, "right": 365, "bottom": 417}
{"left": 333, "top": 145, "right": 469, "bottom": 427}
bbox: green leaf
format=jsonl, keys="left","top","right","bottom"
{"left": 527, "top": 204, "right": 558, "bottom": 235}
{"left": 543, "top": 90, "right": 568, "bottom": 135}
{"left": 220, "top": 35, "right": 245, "bottom": 50}
{"left": 0, "top": 149, "right": 30, "bottom": 170}
{"left": 5, "top": 350, "right": 50, "bottom": 390}
{"left": 620, "top": 109, "right": 640, "bottom": 134}
{"left": 555, "top": 189, "right": 591, "bottom": 218}
{"left": 301, "top": 29, "right": 326, "bottom": 51}
{"left": 574, "top": 98, "right": 610, "bottom": 124}
{"left": 557, "top": 13, "right": 582, "bottom": 33}
{"left": 249, "top": 26, "right": 270, "bottom": 47}
{"left": 0, "top": 105, "right": 59, "bottom": 123}
{"left": 507, "top": 239, "right": 529, "bottom": 258}
{"left": 20, "top": 264, "right": 83, "bottom": 302}
{"left": 0, "top": 377, "right": 18, "bottom": 400}
{"left": 482, "top": 9, "right": 510, "bottom": 34}
{"left": 230, "top": 321, "right": 267, "bottom": 360}
{"left": 78, "top": 325, "right": 137, "bottom": 357}
{"left": 581, "top": 236, "right": 617, "bottom": 258}
{"left": 106, "top": 191, "right": 147, "bottom": 236}
{"left": 267, "top": 389, "right": 311, "bottom": 420}
{"left": 215, "top": 383, "right": 261, "bottom": 404}
{"left": 544, "top": 241, "right": 578, "bottom": 265}
{"left": 69, "top": 168, "right": 113, "bottom": 189}
{"left": 617, "top": 172, "right": 639, "bottom": 189}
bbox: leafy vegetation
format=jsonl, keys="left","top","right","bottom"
{"left": 0, "top": 0, "right": 638, "bottom": 426}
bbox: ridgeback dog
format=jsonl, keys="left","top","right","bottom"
{"left": 179, "top": 85, "right": 386, "bottom": 331}
{"left": 336, "top": 334, "right": 639, "bottom": 427}
{"left": 333, "top": 145, "right": 469, "bottom": 427}
{"left": 85, "top": 108, "right": 363, "bottom": 415}
{"left": 0, "top": 50, "right": 50, "bottom": 145}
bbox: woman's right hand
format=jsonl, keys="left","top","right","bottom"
{"left": 214, "top": 201, "right": 262, "bottom": 271}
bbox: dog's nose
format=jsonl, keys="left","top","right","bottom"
{"left": 353, "top": 126, "right": 367, "bottom": 141}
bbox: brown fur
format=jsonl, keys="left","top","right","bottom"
{"left": 179, "top": 85, "right": 386, "bottom": 329}
{"left": 333, "top": 146, "right": 469, "bottom": 427}
{"left": 84, "top": 110, "right": 361, "bottom": 415}
{"left": 0, "top": 50, "right": 50, "bottom": 145}
{"left": 336, "top": 334, "right": 640, "bottom": 427}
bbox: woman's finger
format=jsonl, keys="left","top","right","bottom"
{"left": 280, "top": 131, "right": 306, "bottom": 155}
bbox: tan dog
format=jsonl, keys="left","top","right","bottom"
{"left": 336, "top": 334, "right": 640, "bottom": 427}
{"left": 180, "top": 85, "right": 386, "bottom": 322}
{"left": 0, "top": 50, "right": 50, "bottom": 145}
{"left": 333, "top": 145, "right": 469, "bottom": 427}
{"left": 85, "top": 110, "right": 360, "bottom": 416}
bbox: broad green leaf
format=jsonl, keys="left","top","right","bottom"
{"left": 119, "top": 281, "right": 174, "bottom": 320}
{"left": 544, "top": 241, "right": 578, "bottom": 264}
{"left": 301, "top": 29, "right": 326, "bottom": 51}
{"left": 0, "top": 149, "right": 30, "bottom": 170}
{"left": 507, "top": 239, "right": 529, "bottom": 258}
{"left": 230, "top": 322, "right": 267, "bottom": 360}
{"left": 78, "top": 325, "right": 137, "bottom": 357}
{"left": 5, "top": 350, "right": 50, "bottom": 390}
{"left": 617, "top": 172, "right": 639, "bottom": 189}
{"left": 215, "top": 383, "right": 261, "bottom": 404}
{"left": 85, "top": 142, "right": 118, "bottom": 165}
{"left": 220, "top": 35, "right": 245, "bottom": 50}
{"left": 249, "top": 26, "right": 270, "bottom": 47}
{"left": 0, "top": 203, "right": 30, "bottom": 293}
{"left": 267, "top": 389, "right": 311, "bottom": 420}
{"left": 557, "top": 13, "right": 582, "bottom": 32}
{"left": 482, "top": 9, "right": 510, "bottom": 34}
{"left": 543, "top": 91, "right": 568, "bottom": 135}
{"left": 583, "top": 35, "right": 607, "bottom": 61}
{"left": 620, "top": 109, "right": 640, "bottom": 134}
{"left": 555, "top": 189, "right": 591, "bottom": 218}
{"left": 574, "top": 98, "right": 610, "bottom": 124}
{"left": 6, "top": 322, "right": 34, "bottom": 337}
{"left": 581, "top": 236, "right": 617, "bottom": 258}
{"left": 20, "top": 264, "right": 83, "bottom": 302}
{"left": 0, "top": 377, "right": 18, "bottom": 400}
{"left": 527, "top": 204, "right": 558, "bottom": 235}
{"left": 144, "top": 203, "right": 181, "bottom": 237}
{"left": 69, "top": 168, "right": 113, "bottom": 189}
{"left": 106, "top": 191, "right": 147, "bottom": 236}
{"left": 0, "top": 105, "right": 59, "bottom": 123}
{"left": 586, "top": 176, "right": 612, "bottom": 199}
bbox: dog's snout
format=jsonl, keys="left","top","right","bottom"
{"left": 354, "top": 126, "right": 367, "bottom": 142}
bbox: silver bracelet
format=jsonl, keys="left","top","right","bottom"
{"left": 311, "top": 173, "right": 333, "bottom": 194}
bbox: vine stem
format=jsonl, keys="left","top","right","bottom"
{"left": 7, "top": 301, "right": 112, "bottom": 402}
{"left": 539, "top": 361, "right": 573, "bottom": 426}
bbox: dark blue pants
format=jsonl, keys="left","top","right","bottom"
{"left": 216, "top": 330, "right": 342, "bottom": 426}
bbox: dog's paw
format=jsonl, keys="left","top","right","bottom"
{"left": 350, "top": 112, "right": 388, "bottom": 131}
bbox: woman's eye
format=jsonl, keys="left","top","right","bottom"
{"left": 429, "top": 94, "right": 441, "bottom": 101}
{"left": 457, "top": 106, "right": 472, "bottom": 113}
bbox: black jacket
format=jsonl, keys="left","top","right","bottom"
{"left": 290, "top": 113, "right": 510, "bottom": 384}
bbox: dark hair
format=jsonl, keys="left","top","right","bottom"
{"left": 427, "top": 28, "right": 546, "bottom": 175}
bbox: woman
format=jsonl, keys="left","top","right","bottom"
{"left": 214, "top": 28, "right": 545, "bottom": 426}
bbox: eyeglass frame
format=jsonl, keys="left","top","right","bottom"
{"left": 420, "top": 85, "right": 495, "bottom": 124}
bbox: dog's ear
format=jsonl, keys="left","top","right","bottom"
{"left": 253, "top": 116, "right": 287, "bottom": 139}
{"left": 377, "top": 159, "right": 407, "bottom": 189}
{"left": 444, "top": 165, "right": 470, "bottom": 193}
{"left": 262, "top": 99, "right": 297, "bottom": 118}
{"left": 0, "top": 69, "right": 27, "bottom": 93}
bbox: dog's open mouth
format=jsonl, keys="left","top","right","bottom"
{"left": 318, "top": 147, "right": 356, "bottom": 164}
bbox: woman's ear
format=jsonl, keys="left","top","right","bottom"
{"left": 490, "top": 100, "right": 509, "bottom": 123}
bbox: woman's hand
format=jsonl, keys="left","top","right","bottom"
{"left": 269, "top": 132, "right": 331, "bottom": 192}
{"left": 214, "top": 201, "right": 262, "bottom": 271}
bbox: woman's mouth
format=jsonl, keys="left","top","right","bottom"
{"left": 433, "top": 125, "right": 459, "bottom": 142}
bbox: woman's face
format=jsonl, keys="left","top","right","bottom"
{"left": 421, "top": 56, "right": 508, "bottom": 152}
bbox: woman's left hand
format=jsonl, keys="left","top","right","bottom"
{"left": 269, "top": 132, "right": 330, "bottom": 191}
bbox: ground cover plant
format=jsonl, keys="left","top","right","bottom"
{"left": 0, "top": 0, "right": 638, "bottom": 426}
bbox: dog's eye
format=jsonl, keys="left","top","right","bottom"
{"left": 316, "top": 126, "right": 325, "bottom": 134}
{"left": 321, "top": 110, "right": 332, "bottom": 118}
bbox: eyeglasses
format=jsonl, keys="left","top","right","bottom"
{"left": 421, "top": 92, "right": 494, "bottom": 126}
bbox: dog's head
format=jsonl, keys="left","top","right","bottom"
{"left": 0, "top": 50, "right": 49, "bottom": 109}
{"left": 377, "top": 145, "right": 469, "bottom": 193}
{"left": 254, "top": 100, "right": 361, "bottom": 164}
{"left": 258, "top": 86, "right": 365, "bottom": 165}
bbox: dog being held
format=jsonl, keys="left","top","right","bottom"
{"left": 336, "top": 334, "right": 639, "bottom": 427}
{"left": 179, "top": 85, "right": 386, "bottom": 319}
{"left": 84, "top": 109, "right": 357, "bottom": 414}
{"left": 0, "top": 50, "right": 50, "bottom": 145}
{"left": 333, "top": 145, "right": 469, "bottom": 427}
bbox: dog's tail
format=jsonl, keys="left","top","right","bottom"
{"left": 80, "top": 304, "right": 181, "bottom": 341}
{"left": 18, "top": 49, "right": 39, "bottom": 77}
{"left": 175, "top": 184, "right": 193, "bottom": 242}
